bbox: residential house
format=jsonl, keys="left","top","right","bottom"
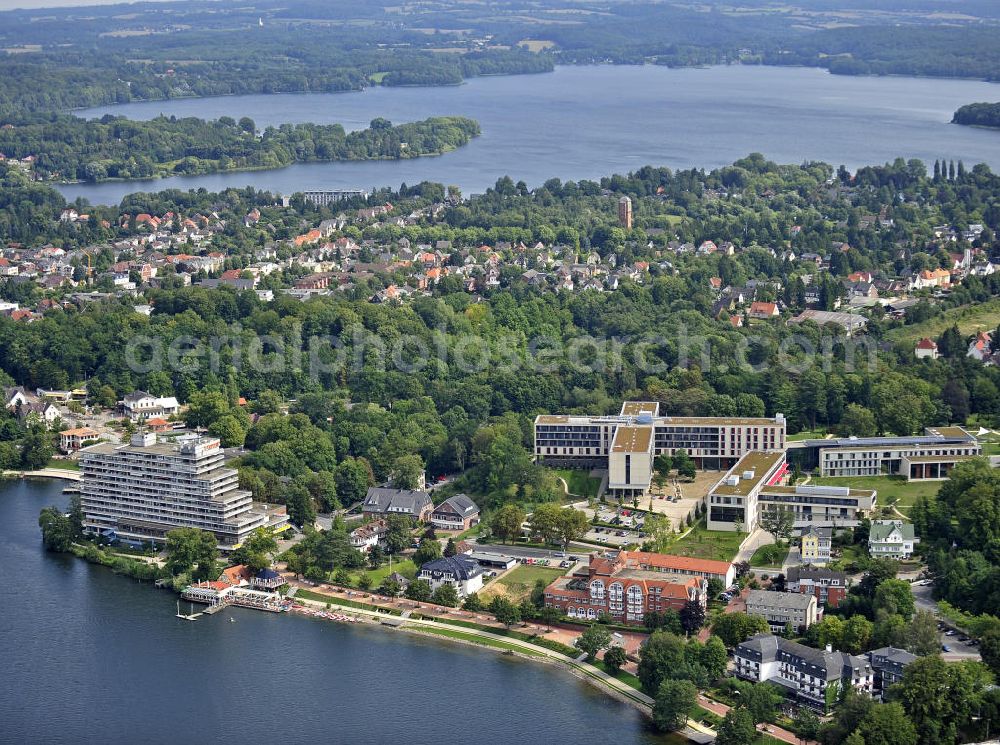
{"left": 418, "top": 555, "right": 484, "bottom": 597}
{"left": 786, "top": 566, "right": 848, "bottom": 609}
{"left": 745, "top": 589, "right": 820, "bottom": 633}
{"left": 868, "top": 520, "right": 918, "bottom": 560}
{"left": 349, "top": 519, "right": 388, "bottom": 552}
{"left": 915, "top": 338, "right": 939, "bottom": 360}
{"left": 749, "top": 301, "right": 779, "bottom": 320}
{"left": 59, "top": 427, "right": 100, "bottom": 452}
{"left": 3, "top": 386, "right": 30, "bottom": 410}
{"left": 799, "top": 525, "right": 832, "bottom": 565}
{"left": 867, "top": 647, "right": 917, "bottom": 700}
{"left": 430, "top": 494, "right": 480, "bottom": 531}
{"left": 121, "top": 391, "right": 180, "bottom": 422}
{"left": 362, "top": 487, "right": 433, "bottom": 522}
{"left": 14, "top": 399, "right": 57, "bottom": 424}
{"left": 968, "top": 332, "right": 992, "bottom": 362}
{"left": 734, "top": 634, "right": 873, "bottom": 711}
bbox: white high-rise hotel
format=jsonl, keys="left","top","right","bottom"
{"left": 80, "top": 433, "right": 285, "bottom": 549}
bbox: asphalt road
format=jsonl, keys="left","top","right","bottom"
{"left": 905, "top": 579, "right": 983, "bottom": 661}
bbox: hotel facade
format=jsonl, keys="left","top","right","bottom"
{"left": 543, "top": 550, "right": 731, "bottom": 625}
{"left": 80, "top": 433, "right": 286, "bottom": 549}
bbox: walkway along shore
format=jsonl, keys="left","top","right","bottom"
{"left": 2, "top": 468, "right": 82, "bottom": 482}
{"left": 285, "top": 580, "right": 721, "bottom": 744}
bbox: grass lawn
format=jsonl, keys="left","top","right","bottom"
{"left": 368, "top": 71, "right": 389, "bottom": 83}
{"left": 483, "top": 564, "right": 565, "bottom": 602}
{"left": 887, "top": 297, "right": 1000, "bottom": 344}
{"left": 408, "top": 624, "right": 542, "bottom": 656}
{"left": 750, "top": 543, "right": 789, "bottom": 568}
{"left": 45, "top": 458, "right": 80, "bottom": 470}
{"left": 347, "top": 559, "right": 416, "bottom": 587}
{"left": 810, "top": 475, "right": 941, "bottom": 515}
{"left": 668, "top": 522, "right": 745, "bottom": 562}
{"left": 787, "top": 428, "right": 829, "bottom": 442}
{"left": 551, "top": 468, "right": 602, "bottom": 498}
{"left": 593, "top": 659, "right": 643, "bottom": 690}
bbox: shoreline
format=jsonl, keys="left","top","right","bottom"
{"left": 290, "top": 594, "right": 714, "bottom": 743}
{"left": 290, "top": 594, "right": 657, "bottom": 715}
{"left": 2, "top": 468, "right": 82, "bottom": 482}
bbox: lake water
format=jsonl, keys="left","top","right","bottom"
{"left": 0, "top": 478, "right": 671, "bottom": 745}
{"left": 58, "top": 64, "right": 1000, "bottom": 205}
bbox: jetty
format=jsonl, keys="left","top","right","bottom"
{"left": 180, "top": 583, "right": 292, "bottom": 616}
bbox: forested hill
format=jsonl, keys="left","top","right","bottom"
{"left": 0, "top": 115, "right": 481, "bottom": 183}
{"left": 953, "top": 103, "right": 1000, "bottom": 130}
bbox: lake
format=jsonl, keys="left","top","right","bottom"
{"left": 58, "top": 64, "right": 1000, "bottom": 205}
{"left": 0, "top": 478, "right": 672, "bottom": 745}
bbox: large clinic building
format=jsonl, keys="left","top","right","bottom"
{"left": 706, "top": 450, "right": 877, "bottom": 532}
{"left": 795, "top": 427, "right": 981, "bottom": 480}
{"left": 534, "top": 402, "right": 786, "bottom": 497}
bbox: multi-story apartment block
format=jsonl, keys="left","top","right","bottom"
{"left": 868, "top": 520, "right": 919, "bottom": 559}
{"left": 543, "top": 550, "right": 726, "bottom": 625}
{"left": 800, "top": 427, "right": 980, "bottom": 480}
{"left": 800, "top": 524, "right": 832, "bottom": 564}
{"left": 786, "top": 566, "right": 849, "bottom": 608}
{"left": 745, "top": 589, "right": 821, "bottom": 633}
{"left": 867, "top": 647, "right": 917, "bottom": 699}
{"left": 80, "top": 433, "right": 286, "bottom": 549}
{"left": 707, "top": 451, "right": 877, "bottom": 532}
{"left": 302, "top": 190, "right": 369, "bottom": 207}
{"left": 535, "top": 402, "right": 786, "bottom": 496}
{"left": 734, "top": 634, "right": 873, "bottom": 712}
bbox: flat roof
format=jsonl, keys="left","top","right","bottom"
{"left": 663, "top": 416, "right": 781, "bottom": 427}
{"left": 926, "top": 426, "right": 976, "bottom": 440}
{"left": 711, "top": 451, "right": 786, "bottom": 497}
{"left": 812, "top": 436, "right": 977, "bottom": 450}
{"left": 611, "top": 425, "right": 652, "bottom": 453}
{"left": 760, "top": 484, "right": 877, "bottom": 498}
{"left": 621, "top": 401, "right": 659, "bottom": 416}
{"left": 902, "top": 454, "right": 977, "bottom": 464}
{"left": 535, "top": 412, "right": 784, "bottom": 428}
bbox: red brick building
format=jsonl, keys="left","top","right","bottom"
{"left": 543, "top": 550, "right": 718, "bottom": 625}
{"left": 785, "top": 566, "right": 848, "bottom": 609}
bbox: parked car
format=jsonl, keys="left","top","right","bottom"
{"left": 942, "top": 644, "right": 952, "bottom": 653}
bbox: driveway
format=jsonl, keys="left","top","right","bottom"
{"left": 734, "top": 528, "right": 773, "bottom": 564}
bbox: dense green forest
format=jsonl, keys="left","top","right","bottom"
{"left": 954, "top": 103, "right": 1000, "bottom": 130}
{"left": 765, "top": 26, "right": 1000, "bottom": 80}
{"left": 0, "top": 115, "right": 481, "bottom": 182}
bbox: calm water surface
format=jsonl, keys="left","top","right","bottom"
{"left": 0, "top": 478, "right": 672, "bottom": 745}
{"left": 59, "top": 64, "right": 1000, "bottom": 205}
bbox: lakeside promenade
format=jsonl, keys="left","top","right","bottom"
{"left": 283, "top": 576, "right": 810, "bottom": 745}
{"left": 2, "top": 468, "right": 82, "bottom": 482}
